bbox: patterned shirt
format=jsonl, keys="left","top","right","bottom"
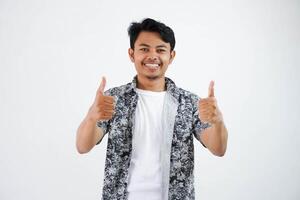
{"left": 97, "top": 76, "right": 210, "bottom": 200}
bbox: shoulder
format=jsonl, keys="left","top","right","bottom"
{"left": 166, "top": 77, "right": 199, "bottom": 103}
{"left": 104, "top": 82, "right": 132, "bottom": 96}
{"left": 176, "top": 87, "right": 200, "bottom": 103}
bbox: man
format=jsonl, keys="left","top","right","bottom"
{"left": 76, "top": 18, "right": 228, "bottom": 200}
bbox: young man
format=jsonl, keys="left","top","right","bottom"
{"left": 76, "top": 18, "right": 228, "bottom": 200}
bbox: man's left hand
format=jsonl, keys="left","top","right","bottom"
{"left": 198, "top": 81, "right": 223, "bottom": 124}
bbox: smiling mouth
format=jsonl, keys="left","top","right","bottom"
{"left": 143, "top": 63, "right": 160, "bottom": 70}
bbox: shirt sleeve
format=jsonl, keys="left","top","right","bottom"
{"left": 95, "top": 89, "right": 112, "bottom": 145}
{"left": 192, "top": 95, "right": 211, "bottom": 147}
{"left": 96, "top": 120, "right": 110, "bottom": 145}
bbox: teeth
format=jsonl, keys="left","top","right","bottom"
{"left": 144, "top": 63, "right": 159, "bottom": 69}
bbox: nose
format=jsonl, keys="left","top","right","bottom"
{"left": 147, "top": 56, "right": 158, "bottom": 61}
{"left": 146, "top": 49, "right": 158, "bottom": 61}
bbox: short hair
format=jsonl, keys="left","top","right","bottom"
{"left": 127, "top": 18, "right": 176, "bottom": 51}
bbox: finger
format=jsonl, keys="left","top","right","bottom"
{"left": 98, "top": 108, "right": 115, "bottom": 114}
{"left": 199, "top": 102, "right": 216, "bottom": 109}
{"left": 199, "top": 100, "right": 217, "bottom": 109}
{"left": 199, "top": 101, "right": 215, "bottom": 108}
{"left": 98, "top": 104, "right": 115, "bottom": 111}
{"left": 199, "top": 97, "right": 216, "bottom": 104}
{"left": 208, "top": 80, "right": 214, "bottom": 97}
{"left": 199, "top": 110, "right": 215, "bottom": 117}
{"left": 99, "top": 114, "right": 113, "bottom": 120}
{"left": 102, "top": 96, "right": 115, "bottom": 104}
{"left": 102, "top": 110, "right": 115, "bottom": 116}
{"left": 102, "top": 103, "right": 115, "bottom": 110}
{"left": 97, "top": 96, "right": 115, "bottom": 105}
{"left": 98, "top": 76, "right": 106, "bottom": 95}
{"left": 103, "top": 111, "right": 114, "bottom": 118}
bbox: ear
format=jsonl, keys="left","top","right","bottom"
{"left": 169, "top": 50, "right": 176, "bottom": 64}
{"left": 128, "top": 48, "right": 135, "bottom": 62}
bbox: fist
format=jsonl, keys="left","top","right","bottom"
{"left": 87, "top": 77, "right": 115, "bottom": 121}
{"left": 198, "top": 81, "right": 223, "bottom": 124}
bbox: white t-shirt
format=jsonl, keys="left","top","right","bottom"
{"left": 127, "top": 88, "right": 166, "bottom": 200}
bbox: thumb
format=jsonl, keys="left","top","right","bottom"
{"left": 98, "top": 76, "right": 106, "bottom": 95}
{"left": 208, "top": 80, "right": 214, "bottom": 97}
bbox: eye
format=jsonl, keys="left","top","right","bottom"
{"left": 157, "top": 49, "right": 166, "bottom": 53}
{"left": 140, "top": 48, "right": 148, "bottom": 52}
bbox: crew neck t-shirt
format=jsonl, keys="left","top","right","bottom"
{"left": 127, "top": 88, "right": 166, "bottom": 200}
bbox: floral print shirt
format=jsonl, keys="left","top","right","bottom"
{"left": 97, "top": 76, "right": 210, "bottom": 200}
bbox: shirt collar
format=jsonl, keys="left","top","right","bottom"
{"left": 126, "top": 75, "right": 180, "bottom": 100}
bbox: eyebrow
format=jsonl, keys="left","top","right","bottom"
{"left": 138, "top": 43, "right": 168, "bottom": 49}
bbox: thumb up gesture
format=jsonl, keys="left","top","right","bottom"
{"left": 198, "top": 81, "right": 223, "bottom": 124}
{"left": 87, "top": 77, "right": 115, "bottom": 122}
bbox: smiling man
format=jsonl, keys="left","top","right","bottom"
{"left": 76, "top": 18, "right": 228, "bottom": 200}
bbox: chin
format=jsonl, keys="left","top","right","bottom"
{"left": 145, "top": 75, "right": 160, "bottom": 80}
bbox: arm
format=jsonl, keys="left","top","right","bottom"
{"left": 76, "top": 76, "right": 115, "bottom": 154}
{"left": 76, "top": 115, "right": 104, "bottom": 154}
{"left": 200, "top": 120, "right": 228, "bottom": 157}
{"left": 198, "top": 80, "right": 228, "bottom": 157}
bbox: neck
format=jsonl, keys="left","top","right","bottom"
{"left": 136, "top": 76, "right": 166, "bottom": 92}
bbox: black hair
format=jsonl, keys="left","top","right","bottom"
{"left": 127, "top": 18, "right": 176, "bottom": 51}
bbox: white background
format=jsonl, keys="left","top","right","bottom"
{"left": 1, "top": 0, "right": 299, "bottom": 199}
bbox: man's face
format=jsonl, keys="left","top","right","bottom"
{"left": 128, "top": 31, "right": 175, "bottom": 81}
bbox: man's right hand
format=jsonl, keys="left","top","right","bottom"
{"left": 87, "top": 77, "right": 115, "bottom": 122}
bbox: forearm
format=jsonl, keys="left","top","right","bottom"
{"left": 76, "top": 116, "right": 102, "bottom": 154}
{"left": 207, "top": 121, "right": 228, "bottom": 156}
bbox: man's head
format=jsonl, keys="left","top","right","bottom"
{"left": 127, "top": 18, "right": 176, "bottom": 82}
{"left": 128, "top": 18, "right": 176, "bottom": 51}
